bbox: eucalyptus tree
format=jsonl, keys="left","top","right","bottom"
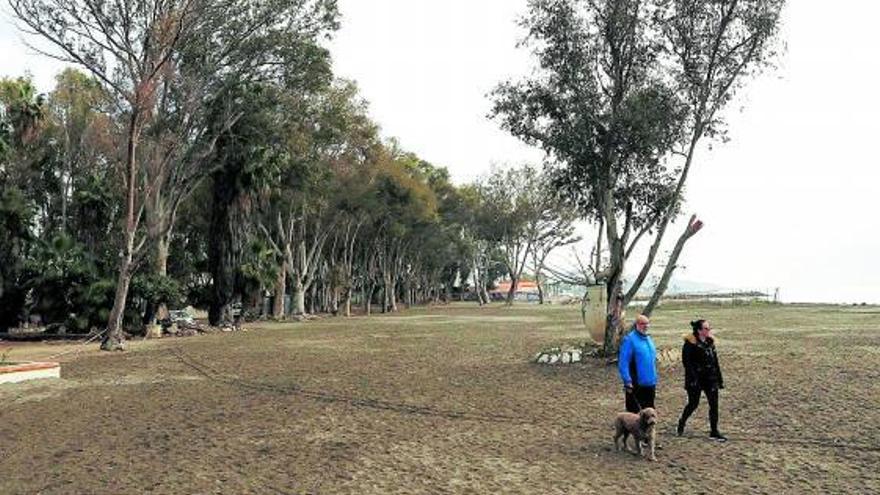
{"left": 258, "top": 80, "right": 376, "bottom": 317}
{"left": 638, "top": 0, "right": 784, "bottom": 315}
{"left": 368, "top": 148, "right": 438, "bottom": 313}
{"left": 9, "top": 0, "right": 340, "bottom": 347}
{"left": 9, "top": 0, "right": 201, "bottom": 348}
{"left": 478, "top": 164, "right": 549, "bottom": 304}
{"left": 206, "top": 83, "right": 286, "bottom": 327}
{"left": 329, "top": 141, "right": 382, "bottom": 316}
{"left": 453, "top": 184, "right": 493, "bottom": 305}
{"left": 527, "top": 176, "right": 581, "bottom": 304}
{"left": 492, "top": 0, "right": 783, "bottom": 352}
{"left": 47, "top": 69, "right": 114, "bottom": 234}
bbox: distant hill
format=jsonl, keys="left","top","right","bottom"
{"left": 663, "top": 279, "right": 729, "bottom": 295}
{"left": 625, "top": 277, "right": 732, "bottom": 297}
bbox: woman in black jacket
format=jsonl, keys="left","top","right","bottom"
{"left": 677, "top": 319, "right": 727, "bottom": 441}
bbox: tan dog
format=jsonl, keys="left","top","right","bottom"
{"left": 613, "top": 407, "right": 657, "bottom": 461}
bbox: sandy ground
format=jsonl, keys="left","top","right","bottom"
{"left": 1, "top": 302, "right": 878, "bottom": 494}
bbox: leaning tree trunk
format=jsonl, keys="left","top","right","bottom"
{"left": 102, "top": 251, "right": 134, "bottom": 351}
{"left": 642, "top": 215, "right": 704, "bottom": 316}
{"left": 102, "top": 113, "right": 142, "bottom": 351}
{"left": 480, "top": 281, "right": 490, "bottom": 306}
{"left": 506, "top": 276, "right": 519, "bottom": 306}
{"left": 473, "top": 260, "right": 485, "bottom": 306}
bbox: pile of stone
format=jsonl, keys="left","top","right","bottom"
{"left": 533, "top": 342, "right": 602, "bottom": 365}
{"left": 164, "top": 320, "right": 240, "bottom": 337}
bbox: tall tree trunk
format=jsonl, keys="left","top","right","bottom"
{"left": 601, "top": 182, "right": 627, "bottom": 356}
{"left": 404, "top": 281, "right": 413, "bottom": 307}
{"left": 291, "top": 279, "right": 305, "bottom": 316}
{"left": 314, "top": 284, "right": 322, "bottom": 313}
{"left": 330, "top": 286, "right": 339, "bottom": 315}
{"left": 272, "top": 259, "right": 287, "bottom": 319}
{"left": 144, "top": 236, "right": 171, "bottom": 339}
{"left": 506, "top": 276, "right": 519, "bottom": 305}
{"left": 480, "top": 279, "right": 490, "bottom": 306}
{"left": 102, "top": 249, "right": 133, "bottom": 351}
{"left": 603, "top": 279, "right": 623, "bottom": 357}
{"left": 364, "top": 283, "right": 373, "bottom": 316}
{"left": 382, "top": 272, "right": 392, "bottom": 313}
{"left": 473, "top": 259, "right": 486, "bottom": 306}
{"left": 342, "top": 287, "right": 352, "bottom": 317}
{"left": 102, "top": 112, "right": 141, "bottom": 351}
{"left": 390, "top": 278, "right": 398, "bottom": 312}
{"left": 208, "top": 174, "right": 239, "bottom": 327}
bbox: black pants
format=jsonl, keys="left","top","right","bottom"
{"left": 625, "top": 385, "right": 656, "bottom": 413}
{"left": 680, "top": 385, "right": 719, "bottom": 433}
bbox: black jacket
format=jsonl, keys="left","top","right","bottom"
{"left": 682, "top": 334, "right": 724, "bottom": 390}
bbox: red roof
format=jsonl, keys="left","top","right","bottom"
{"left": 492, "top": 280, "right": 539, "bottom": 293}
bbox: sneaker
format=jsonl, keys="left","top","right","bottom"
{"left": 709, "top": 431, "right": 728, "bottom": 442}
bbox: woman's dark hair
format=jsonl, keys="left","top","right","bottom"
{"left": 690, "top": 319, "right": 706, "bottom": 336}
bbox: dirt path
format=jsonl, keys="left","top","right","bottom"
{"left": 1, "top": 303, "right": 877, "bottom": 494}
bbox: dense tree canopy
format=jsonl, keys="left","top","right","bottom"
{"left": 492, "top": 0, "right": 784, "bottom": 353}
{"left": 0, "top": 59, "right": 571, "bottom": 342}
{"left": 0, "top": 0, "right": 782, "bottom": 354}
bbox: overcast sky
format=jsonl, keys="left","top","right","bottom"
{"left": 2, "top": 1, "right": 878, "bottom": 303}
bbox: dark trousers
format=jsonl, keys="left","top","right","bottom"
{"left": 680, "top": 386, "right": 719, "bottom": 433}
{"left": 625, "top": 385, "right": 656, "bottom": 413}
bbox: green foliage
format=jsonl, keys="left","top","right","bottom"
{"left": 80, "top": 279, "right": 117, "bottom": 329}
{"left": 492, "top": 0, "right": 783, "bottom": 227}
{"left": 239, "top": 239, "right": 280, "bottom": 292}
{"left": 0, "top": 186, "right": 35, "bottom": 330}
{"left": 0, "top": 77, "right": 46, "bottom": 148}
{"left": 23, "top": 234, "right": 117, "bottom": 332}
{"left": 130, "top": 275, "right": 184, "bottom": 312}
{"left": 491, "top": 1, "right": 685, "bottom": 226}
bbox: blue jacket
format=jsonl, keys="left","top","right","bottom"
{"left": 618, "top": 330, "right": 658, "bottom": 387}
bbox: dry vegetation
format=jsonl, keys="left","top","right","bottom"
{"left": 1, "top": 302, "right": 878, "bottom": 494}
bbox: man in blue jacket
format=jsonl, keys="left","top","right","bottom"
{"left": 618, "top": 314, "right": 657, "bottom": 413}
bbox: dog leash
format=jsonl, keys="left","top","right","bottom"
{"left": 626, "top": 386, "right": 643, "bottom": 412}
